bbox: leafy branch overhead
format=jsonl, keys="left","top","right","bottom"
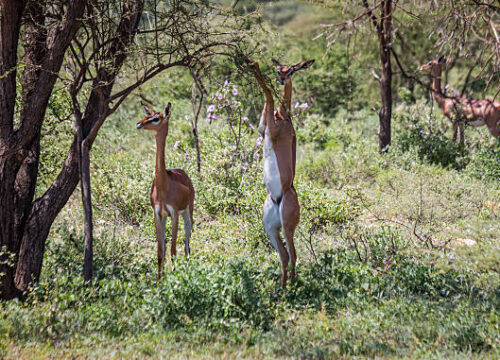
{"left": 317, "top": 0, "right": 500, "bottom": 95}
{"left": 0, "top": 0, "right": 257, "bottom": 299}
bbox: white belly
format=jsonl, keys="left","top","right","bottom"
{"left": 468, "top": 117, "right": 485, "bottom": 127}
{"left": 262, "top": 129, "right": 282, "bottom": 201}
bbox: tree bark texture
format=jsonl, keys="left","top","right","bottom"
{"left": 363, "top": 0, "right": 393, "bottom": 153}
{"left": 74, "top": 98, "right": 93, "bottom": 282}
{"left": 81, "top": 140, "right": 93, "bottom": 282}
{"left": 0, "top": 0, "right": 144, "bottom": 298}
{"left": 378, "top": 0, "right": 393, "bottom": 153}
{"left": 0, "top": 0, "right": 86, "bottom": 299}
{"left": 1, "top": 0, "right": 240, "bottom": 298}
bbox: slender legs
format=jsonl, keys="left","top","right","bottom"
{"left": 262, "top": 188, "right": 300, "bottom": 287}
{"left": 156, "top": 207, "right": 194, "bottom": 279}
{"left": 452, "top": 122, "right": 457, "bottom": 142}
{"left": 280, "top": 188, "right": 299, "bottom": 281}
{"left": 452, "top": 118, "right": 500, "bottom": 141}
{"left": 182, "top": 209, "right": 192, "bottom": 259}
{"left": 170, "top": 212, "right": 179, "bottom": 270}
{"left": 154, "top": 214, "right": 167, "bottom": 281}
{"left": 486, "top": 121, "right": 500, "bottom": 139}
{"left": 452, "top": 121, "right": 465, "bottom": 144}
{"left": 452, "top": 121, "right": 464, "bottom": 143}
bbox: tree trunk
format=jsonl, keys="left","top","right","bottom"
{"left": 0, "top": 0, "right": 85, "bottom": 300}
{"left": 2, "top": 0, "right": 234, "bottom": 298}
{"left": 0, "top": 0, "right": 27, "bottom": 300}
{"left": 190, "top": 70, "right": 206, "bottom": 173}
{"left": 4, "top": 0, "right": 144, "bottom": 297}
{"left": 14, "top": 139, "right": 80, "bottom": 292}
{"left": 74, "top": 98, "right": 94, "bottom": 282}
{"left": 81, "top": 140, "right": 94, "bottom": 282}
{"left": 17, "top": 1, "right": 144, "bottom": 290}
{"left": 378, "top": 0, "right": 392, "bottom": 153}
{"left": 193, "top": 128, "right": 201, "bottom": 173}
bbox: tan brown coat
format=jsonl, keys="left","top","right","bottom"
{"left": 136, "top": 103, "right": 195, "bottom": 280}
{"left": 248, "top": 58, "right": 314, "bottom": 287}
{"left": 421, "top": 57, "right": 500, "bottom": 142}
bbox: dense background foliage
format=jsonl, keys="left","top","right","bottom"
{"left": 1, "top": 0, "right": 499, "bottom": 358}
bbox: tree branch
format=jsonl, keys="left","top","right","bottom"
{"left": 362, "top": 0, "right": 382, "bottom": 36}
{"left": 0, "top": 0, "right": 27, "bottom": 139}
{"left": 17, "top": 0, "right": 86, "bottom": 149}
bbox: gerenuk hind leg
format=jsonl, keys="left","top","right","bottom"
{"left": 170, "top": 211, "right": 179, "bottom": 270}
{"left": 486, "top": 121, "right": 500, "bottom": 139}
{"left": 280, "top": 188, "right": 300, "bottom": 282}
{"left": 263, "top": 194, "right": 289, "bottom": 286}
{"left": 182, "top": 210, "right": 192, "bottom": 259}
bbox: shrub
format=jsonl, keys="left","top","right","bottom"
{"left": 393, "top": 108, "right": 469, "bottom": 170}
{"left": 466, "top": 143, "right": 500, "bottom": 182}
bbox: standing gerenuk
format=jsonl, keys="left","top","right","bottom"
{"left": 247, "top": 58, "right": 314, "bottom": 287}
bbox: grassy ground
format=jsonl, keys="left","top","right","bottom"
{"left": 2, "top": 1, "right": 499, "bottom": 358}
{"left": 1, "top": 88, "right": 498, "bottom": 358}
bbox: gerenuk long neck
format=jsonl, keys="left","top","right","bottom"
{"left": 431, "top": 66, "right": 447, "bottom": 109}
{"left": 280, "top": 78, "right": 293, "bottom": 115}
{"left": 154, "top": 129, "right": 169, "bottom": 190}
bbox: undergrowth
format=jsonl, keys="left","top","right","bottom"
{"left": 2, "top": 56, "right": 499, "bottom": 360}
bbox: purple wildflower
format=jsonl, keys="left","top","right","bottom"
{"left": 224, "top": 80, "right": 229, "bottom": 87}
{"left": 207, "top": 105, "right": 215, "bottom": 113}
{"left": 253, "top": 152, "right": 259, "bottom": 159}
{"left": 211, "top": 114, "right": 219, "bottom": 120}
{"left": 255, "top": 137, "right": 263, "bottom": 147}
{"left": 294, "top": 102, "right": 300, "bottom": 109}
{"left": 242, "top": 116, "right": 248, "bottom": 122}
{"left": 173, "top": 140, "right": 180, "bottom": 149}
{"left": 249, "top": 124, "right": 255, "bottom": 130}
{"left": 300, "top": 103, "right": 308, "bottom": 109}
{"left": 185, "top": 153, "right": 190, "bottom": 159}
{"left": 232, "top": 88, "right": 238, "bottom": 96}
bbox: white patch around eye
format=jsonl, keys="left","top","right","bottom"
{"left": 150, "top": 114, "right": 160, "bottom": 124}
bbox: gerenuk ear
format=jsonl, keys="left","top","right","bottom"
{"left": 142, "top": 105, "right": 154, "bottom": 115}
{"left": 437, "top": 55, "right": 446, "bottom": 64}
{"left": 271, "top": 59, "right": 282, "bottom": 69}
{"left": 164, "top": 102, "right": 172, "bottom": 117}
{"left": 292, "top": 59, "right": 315, "bottom": 72}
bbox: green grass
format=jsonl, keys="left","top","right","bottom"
{"left": 1, "top": 94, "right": 499, "bottom": 358}
{"left": 3, "top": 1, "right": 500, "bottom": 357}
